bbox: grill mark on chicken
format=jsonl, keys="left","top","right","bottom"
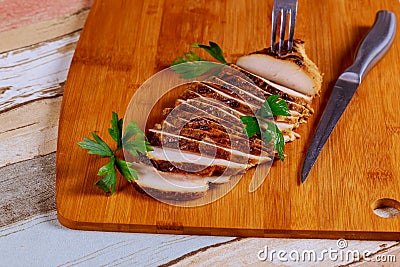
{"left": 149, "top": 147, "right": 248, "bottom": 168}
{"left": 162, "top": 115, "right": 296, "bottom": 150}
{"left": 167, "top": 118, "right": 269, "bottom": 151}
{"left": 148, "top": 147, "right": 247, "bottom": 176}
{"left": 176, "top": 98, "right": 244, "bottom": 128}
{"left": 205, "top": 77, "right": 266, "bottom": 104}
{"left": 158, "top": 116, "right": 269, "bottom": 154}
{"left": 185, "top": 96, "right": 297, "bottom": 134}
{"left": 166, "top": 96, "right": 299, "bottom": 143}
{"left": 209, "top": 77, "right": 308, "bottom": 126}
{"left": 149, "top": 129, "right": 267, "bottom": 162}
{"left": 250, "top": 48, "right": 304, "bottom": 67}
{"left": 227, "top": 64, "right": 313, "bottom": 106}
{"left": 161, "top": 121, "right": 270, "bottom": 156}
{"left": 204, "top": 79, "right": 301, "bottom": 125}
{"left": 181, "top": 83, "right": 257, "bottom": 115}
{"left": 219, "top": 71, "right": 313, "bottom": 116}
{"left": 161, "top": 108, "right": 248, "bottom": 139}
{"left": 224, "top": 73, "right": 313, "bottom": 116}
{"left": 149, "top": 129, "right": 271, "bottom": 165}
{"left": 189, "top": 96, "right": 250, "bottom": 120}
{"left": 181, "top": 80, "right": 310, "bottom": 123}
{"left": 150, "top": 159, "right": 245, "bottom": 176}
{"left": 200, "top": 81, "right": 262, "bottom": 109}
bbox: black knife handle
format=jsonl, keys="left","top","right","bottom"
{"left": 346, "top": 10, "right": 396, "bottom": 82}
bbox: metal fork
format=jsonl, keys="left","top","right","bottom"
{"left": 270, "top": 0, "right": 298, "bottom": 55}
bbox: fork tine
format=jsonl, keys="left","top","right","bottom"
{"left": 278, "top": 9, "right": 287, "bottom": 54}
{"left": 287, "top": 7, "right": 297, "bottom": 51}
{"left": 270, "top": 8, "right": 280, "bottom": 51}
{"left": 270, "top": 0, "right": 298, "bottom": 54}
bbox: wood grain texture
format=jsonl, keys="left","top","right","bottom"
{"left": 1, "top": 0, "right": 400, "bottom": 265}
{"left": 0, "top": 153, "right": 56, "bottom": 227}
{"left": 56, "top": 0, "right": 400, "bottom": 239}
{"left": 0, "top": 9, "right": 89, "bottom": 53}
{"left": 0, "top": 0, "right": 91, "bottom": 32}
{"left": 0, "top": 97, "right": 61, "bottom": 167}
{"left": 0, "top": 211, "right": 235, "bottom": 267}
{"left": 166, "top": 238, "right": 399, "bottom": 266}
{"left": 0, "top": 0, "right": 91, "bottom": 52}
{"left": 0, "top": 32, "right": 79, "bottom": 112}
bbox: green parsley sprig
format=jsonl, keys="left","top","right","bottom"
{"left": 171, "top": 42, "right": 227, "bottom": 78}
{"left": 240, "top": 95, "right": 290, "bottom": 161}
{"left": 191, "top": 42, "right": 227, "bottom": 64}
{"left": 78, "top": 112, "right": 153, "bottom": 194}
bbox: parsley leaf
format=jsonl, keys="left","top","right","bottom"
{"left": 171, "top": 56, "right": 188, "bottom": 66}
{"left": 124, "top": 138, "right": 147, "bottom": 157}
{"left": 192, "top": 42, "right": 227, "bottom": 64}
{"left": 145, "top": 140, "right": 154, "bottom": 152}
{"left": 183, "top": 51, "right": 203, "bottom": 62}
{"left": 240, "top": 116, "right": 261, "bottom": 137}
{"left": 240, "top": 95, "right": 289, "bottom": 161}
{"left": 115, "top": 158, "right": 138, "bottom": 182}
{"left": 261, "top": 121, "right": 276, "bottom": 144}
{"left": 259, "top": 101, "right": 273, "bottom": 118}
{"left": 78, "top": 113, "right": 153, "bottom": 194}
{"left": 267, "top": 95, "right": 290, "bottom": 116}
{"left": 260, "top": 122, "right": 285, "bottom": 161}
{"left": 77, "top": 133, "right": 113, "bottom": 157}
{"left": 171, "top": 51, "right": 203, "bottom": 66}
{"left": 273, "top": 125, "right": 285, "bottom": 161}
{"left": 122, "top": 121, "right": 153, "bottom": 156}
{"left": 171, "top": 42, "right": 227, "bottom": 79}
{"left": 95, "top": 156, "right": 117, "bottom": 194}
{"left": 170, "top": 61, "right": 222, "bottom": 79}
{"left": 108, "top": 112, "right": 123, "bottom": 150}
{"left": 122, "top": 121, "right": 142, "bottom": 144}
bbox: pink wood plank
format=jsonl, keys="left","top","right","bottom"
{"left": 0, "top": 0, "right": 92, "bottom": 32}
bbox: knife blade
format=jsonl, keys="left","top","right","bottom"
{"left": 301, "top": 10, "right": 396, "bottom": 183}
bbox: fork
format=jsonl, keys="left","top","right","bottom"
{"left": 270, "top": 0, "right": 298, "bottom": 55}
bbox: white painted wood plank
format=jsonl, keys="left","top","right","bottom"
{"left": 169, "top": 237, "right": 399, "bottom": 266}
{"left": 0, "top": 211, "right": 234, "bottom": 267}
{"left": 0, "top": 31, "right": 79, "bottom": 112}
{"left": 2, "top": 211, "right": 398, "bottom": 266}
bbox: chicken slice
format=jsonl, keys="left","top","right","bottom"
{"left": 236, "top": 40, "right": 322, "bottom": 96}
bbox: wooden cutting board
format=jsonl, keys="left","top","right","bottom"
{"left": 56, "top": 0, "right": 400, "bottom": 239}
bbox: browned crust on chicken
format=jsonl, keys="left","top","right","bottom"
{"left": 137, "top": 185, "right": 207, "bottom": 201}
{"left": 227, "top": 64, "right": 313, "bottom": 108}
{"left": 149, "top": 158, "right": 245, "bottom": 176}
{"left": 148, "top": 130, "right": 263, "bottom": 166}
{"left": 249, "top": 40, "right": 322, "bottom": 94}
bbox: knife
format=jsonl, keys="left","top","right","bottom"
{"left": 301, "top": 10, "right": 396, "bottom": 183}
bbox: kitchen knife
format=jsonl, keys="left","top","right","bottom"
{"left": 301, "top": 10, "right": 396, "bottom": 183}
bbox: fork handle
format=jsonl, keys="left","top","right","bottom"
{"left": 346, "top": 10, "right": 396, "bottom": 81}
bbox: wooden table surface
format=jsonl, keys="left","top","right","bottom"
{"left": 1, "top": 0, "right": 400, "bottom": 266}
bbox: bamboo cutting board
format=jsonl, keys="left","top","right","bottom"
{"left": 56, "top": 0, "right": 400, "bottom": 239}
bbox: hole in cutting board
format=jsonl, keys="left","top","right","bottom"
{"left": 372, "top": 198, "right": 400, "bottom": 218}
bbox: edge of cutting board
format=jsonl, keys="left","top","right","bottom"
{"left": 56, "top": 0, "right": 400, "bottom": 239}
